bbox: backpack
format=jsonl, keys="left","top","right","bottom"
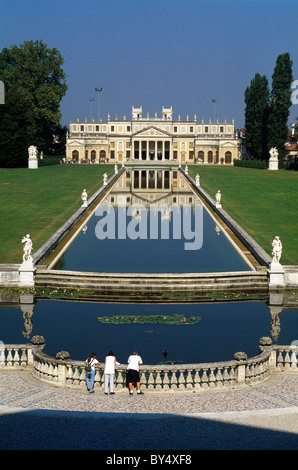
{"left": 85, "top": 358, "right": 94, "bottom": 372}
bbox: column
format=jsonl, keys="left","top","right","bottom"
{"left": 162, "top": 141, "right": 165, "bottom": 160}
{"left": 146, "top": 141, "right": 149, "bottom": 160}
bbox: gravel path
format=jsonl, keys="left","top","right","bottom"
{"left": 1, "top": 370, "right": 298, "bottom": 450}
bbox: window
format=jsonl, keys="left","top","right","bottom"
{"left": 127, "top": 126, "right": 131, "bottom": 132}
{"left": 190, "top": 126, "right": 193, "bottom": 132}
{"left": 205, "top": 126, "right": 208, "bottom": 133}
{"left": 110, "top": 150, "right": 115, "bottom": 159}
{"left": 174, "top": 126, "right": 177, "bottom": 132}
{"left": 80, "top": 125, "right": 84, "bottom": 132}
{"left": 111, "top": 126, "right": 115, "bottom": 132}
{"left": 96, "top": 125, "right": 99, "bottom": 132}
{"left": 220, "top": 126, "right": 224, "bottom": 133}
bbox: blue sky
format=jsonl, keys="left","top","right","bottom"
{"left": 1, "top": 0, "right": 298, "bottom": 128}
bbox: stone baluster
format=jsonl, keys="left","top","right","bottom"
{"left": 208, "top": 368, "right": 216, "bottom": 387}
{"left": 170, "top": 371, "right": 178, "bottom": 390}
{"left": 140, "top": 371, "right": 147, "bottom": 389}
{"left": 163, "top": 371, "right": 170, "bottom": 391}
{"left": 147, "top": 371, "right": 155, "bottom": 390}
{"left": 66, "top": 365, "right": 74, "bottom": 385}
{"left": 284, "top": 350, "right": 291, "bottom": 369}
{"left": 6, "top": 348, "right": 13, "bottom": 367}
{"left": 290, "top": 349, "right": 298, "bottom": 369}
{"left": 201, "top": 368, "right": 209, "bottom": 388}
{"left": 13, "top": 349, "right": 20, "bottom": 368}
{"left": 20, "top": 348, "right": 28, "bottom": 366}
{"left": 155, "top": 370, "right": 162, "bottom": 390}
{"left": 177, "top": 369, "right": 185, "bottom": 389}
{"left": 72, "top": 366, "right": 81, "bottom": 386}
{"left": 277, "top": 349, "right": 284, "bottom": 368}
{"left": 215, "top": 367, "right": 224, "bottom": 387}
{"left": 194, "top": 369, "right": 202, "bottom": 390}
{"left": 185, "top": 369, "right": 193, "bottom": 389}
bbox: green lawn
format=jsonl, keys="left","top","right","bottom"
{"left": 0, "top": 164, "right": 115, "bottom": 263}
{"left": 188, "top": 165, "right": 298, "bottom": 265}
{"left": 0, "top": 164, "right": 297, "bottom": 265}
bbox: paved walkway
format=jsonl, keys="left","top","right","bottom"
{"left": 1, "top": 370, "right": 298, "bottom": 450}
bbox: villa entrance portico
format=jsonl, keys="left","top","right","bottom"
{"left": 132, "top": 126, "right": 172, "bottom": 161}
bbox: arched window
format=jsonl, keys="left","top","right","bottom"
{"left": 225, "top": 151, "right": 232, "bottom": 164}
{"left": 72, "top": 150, "right": 79, "bottom": 163}
{"left": 198, "top": 151, "right": 204, "bottom": 163}
{"left": 91, "top": 150, "right": 96, "bottom": 162}
{"left": 100, "top": 150, "right": 106, "bottom": 162}
{"left": 208, "top": 151, "right": 213, "bottom": 163}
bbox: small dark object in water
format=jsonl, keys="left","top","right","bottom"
{"left": 163, "top": 349, "right": 168, "bottom": 358}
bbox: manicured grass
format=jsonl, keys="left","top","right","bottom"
{"left": 0, "top": 164, "right": 297, "bottom": 265}
{"left": 188, "top": 165, "right": 298, "bottom": 264}
{"left": 0, "top": 164, "right": 115, "bottom": 263}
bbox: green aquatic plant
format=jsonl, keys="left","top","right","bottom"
{"left": 97, "top": 314, "right": 201, "bottom": 325}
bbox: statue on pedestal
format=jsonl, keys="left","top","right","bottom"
{"left": 28, "top": 145, "right": 38, "bottom": 169}
{"left": 81, "top": 189, "right": 88, "bottom": 207}
{"left": 103, "top": 173, "right": 108, "bottom": 185}
{"left": 268, "top": 147, "right": 279, "bottom": 171}
{"left": 21, "top": 234, "right": 33, "bottom": 264}
{"left": 195, "top": 174, "right": 200, "bottom": 187}
{"left": 271, "top": 236, "right": 282, "bottom": 265}
{"left": 215, "top": 190, "right": 222, "bottom": 208}
{"left": 114, "top": 164, "right": 118, "bottom": 174}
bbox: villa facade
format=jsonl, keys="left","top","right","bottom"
{"left": 66, "top": 106, "right": 240, "bottom": 165}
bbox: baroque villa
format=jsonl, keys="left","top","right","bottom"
{"left": 66, "top": 106, "right": 240, "bottom": 165}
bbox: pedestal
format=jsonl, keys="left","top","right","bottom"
{"left": 268, "top": 263, "right": 285, "bottom": 288}
{"left": 28, "top": 157, "right": 38, "bottom": 169}
{"left": 19, "top": 262, "right": 36, "bottom": 287}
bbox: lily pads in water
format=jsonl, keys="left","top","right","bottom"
{"left": 97, "top": 314, "right": 201, "bottom": 325}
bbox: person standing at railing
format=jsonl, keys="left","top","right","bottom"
{"left": 104, "top": 350, "right": 120, "bottom": 395}
{"left": 126, "top": 351, "right": 144, "bottom": 395}
{"left": 85, "top": 352, "right": 101, "bottom": 393}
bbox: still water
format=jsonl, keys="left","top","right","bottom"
{"left": 1, "top": 299, "right": 297, "bottom": 364}
{"left": 53, "top": 169, "right": 250, "bottom": 273}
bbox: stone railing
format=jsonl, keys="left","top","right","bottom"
{"left": 1, "top": 337, "right": 297, "bottom": 392}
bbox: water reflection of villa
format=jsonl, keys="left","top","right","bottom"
{"left": 107, "top": 169, "right": 200, "bottom": 209}
{"left": 66, "top": 106, "right": 240, "bottom": 165}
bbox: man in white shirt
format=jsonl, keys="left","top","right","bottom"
{"left": 126, "top": 351, "right": 144, "bottom": 395}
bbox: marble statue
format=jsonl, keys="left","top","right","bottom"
{"left": 103, "top": 173, "right": 108, "bottom": 185}
{"left": 114, "top": 164, "right": 118, "bottom": 174}
{"left": 215, "top": 190, "right": 222, "bottom": 208}
{"left": 195, "top": 174, "right": 200, "bottom": 186}
{"left": 272, "top": 236, "right": 282, "bottom": 264}
{"left": 22, "top": 234, "right": 33, "bottom": 263}
{"left": 81, "top": 189, "right": 88, "bottom": 207}
{"left": 268, "top": 147, "right": 279, "bottom": 171}
{"left": 185, "top": 165, "right": 188, "bottom": 174}
{"left": 28, "top": 145, "right": 38, "bottom": 169}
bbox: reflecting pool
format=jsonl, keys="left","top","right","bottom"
{"left": 52, "top": 168, "right": 251, "bottom": 273}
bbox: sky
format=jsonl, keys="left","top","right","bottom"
{"left": 1, "top": 0, "right": 298, "bottom": 129}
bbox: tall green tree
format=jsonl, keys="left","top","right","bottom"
{"left": 0, "top": 40, "right": 67, "bottom": 167}
{"left": 244, "top": 73, "right": 270, "bottom": 160}
{"left": 267, "top": 53, "right": 293, "bottom": 161}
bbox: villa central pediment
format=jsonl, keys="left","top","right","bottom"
{"left": 132, "top": 126, "right": 172, "bottom": 138}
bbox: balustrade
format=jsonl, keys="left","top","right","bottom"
{"left": 1, "top": 343, "right": 297, "bottom": 392}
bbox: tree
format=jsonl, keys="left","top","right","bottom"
{"left": 267, "top": 53, "right": 293, "bottom": 161}
{"left": 244, "top": 73, "right": 270, "bottom": 160}
{"left": 0, "top": 40, "right": 67, "bottom": 167}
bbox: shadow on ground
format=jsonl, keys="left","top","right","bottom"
{"left": 1, "top": 408, "right": 297, "bottom": 450}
